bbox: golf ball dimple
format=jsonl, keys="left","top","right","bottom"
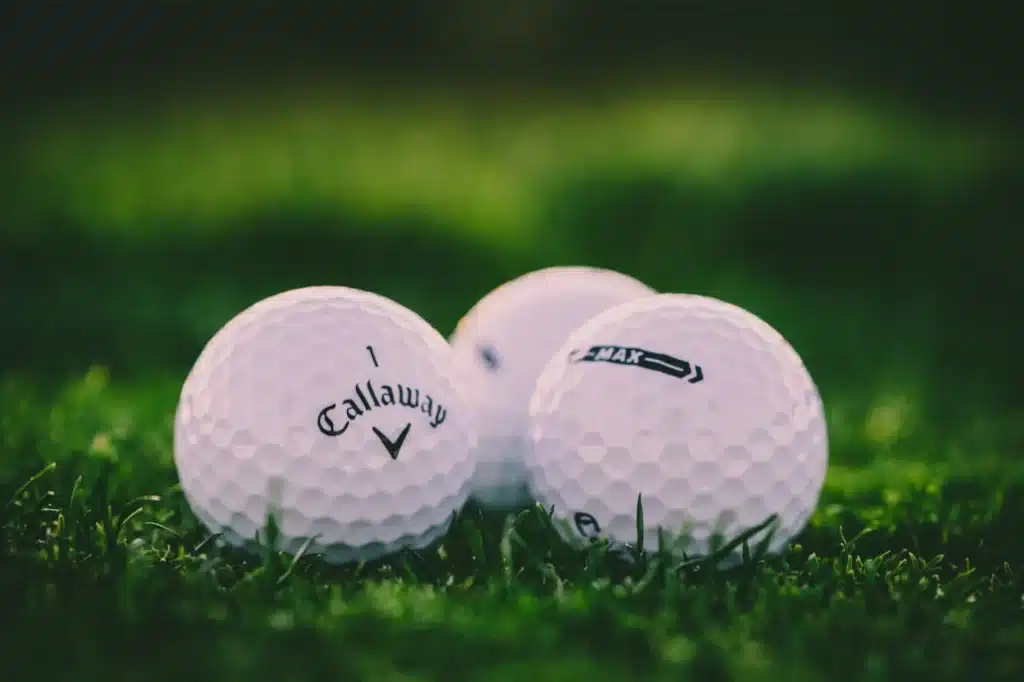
{"left": 450, "top": 266, "right": 655, "bottom": 510}
{"left": 174, "top": 286, "right": 475, "bottom": 565}
{"left": 526, "top": 293, "right": 828, "bottom": 563}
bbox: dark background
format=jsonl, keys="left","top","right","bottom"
{"left": 2, "top": 2, "right": 1021, "bottom": 412}
{"left": 3, "top": 2, "right": 1021, "bottom": 121}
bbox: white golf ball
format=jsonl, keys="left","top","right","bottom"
{"left": 526, "top": 293, "right": 828, "bottom": 563}
{"left": 450, "top": 266, "right": 655, "bottom": 510}
{"left": 173, "top": 286, "right": 475, "bottom": 565}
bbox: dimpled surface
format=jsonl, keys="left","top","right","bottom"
{"left": 526, "top": 293, "right": 828, "bottom": 563}
{"left": 174, "top": 286, "right": 475, "bottom": 565}
{"left": 450, "top": 267, "right": 655, "bottom": 509}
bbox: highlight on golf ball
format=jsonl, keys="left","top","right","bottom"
{"left": 450, "top": 266, "right": 655, "bottom": 510}
{"left": 525, "top": 293, "right": 829, "bottom": 563}
{"left": 173, "top": 285, "right": 476, "bottom": 565}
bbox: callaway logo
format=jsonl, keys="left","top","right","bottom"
{"left": 314, "top": 345, "right": 451, "bottom": 461}
{"left": 317, "top": 379, "right": 447, "bottom": 437}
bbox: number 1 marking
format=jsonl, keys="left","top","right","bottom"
{"left": 366, "top": 345, "right": 379, "bottom": 367}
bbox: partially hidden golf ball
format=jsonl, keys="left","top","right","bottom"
{"left": 450, "top": 266, "right": 655, "bottom": 510}
{"left": 526, "top": 293, "right": 828, "bottom": 563}
{"left": 174, "top": 285, "right": 476, "bottom": 565}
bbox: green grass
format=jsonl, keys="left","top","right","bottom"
{"left": 3, "top": 85, "right": 1022, "bottom": 680}
{"left": 2, "top": 367, "right": 1022, "bottom": 681}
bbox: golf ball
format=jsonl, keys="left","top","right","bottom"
{"left": 526, "top": 293, "right": 827, "bottom": 563}
{"left": 450, "top": 266, "right": 655, "bottom": 510}
{"left": 174, "top": 286, "right": 475, "bottom": 565}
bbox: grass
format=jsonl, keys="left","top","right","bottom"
{"left": 1, "top": 365, "right": 1022, "bottom": 681}
{"left": 3, "top": 84, "right": 1022, "bottom": 680}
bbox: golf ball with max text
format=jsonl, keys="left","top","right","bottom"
{"left": 526, "top": 293, "right": 828, "bottom": 564}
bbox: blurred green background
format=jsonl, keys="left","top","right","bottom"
{"left": 2, "top": 2, "right": 1021, "bottom": 450}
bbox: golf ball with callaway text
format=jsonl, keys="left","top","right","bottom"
{"left": 526, "top": 293, "right": 828, "bottom": 563}
{"left": 174, "top": 286, "right": 475, "bottom": 564}
{"left": 450, "top": 266, "right": 655, "bottom": 509}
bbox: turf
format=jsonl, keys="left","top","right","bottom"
{"left": 2, "top": 371, "right": 1022, "bottom": 681}
{"left": 2, "top": 87, "right": 1022, "bottom": 680}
